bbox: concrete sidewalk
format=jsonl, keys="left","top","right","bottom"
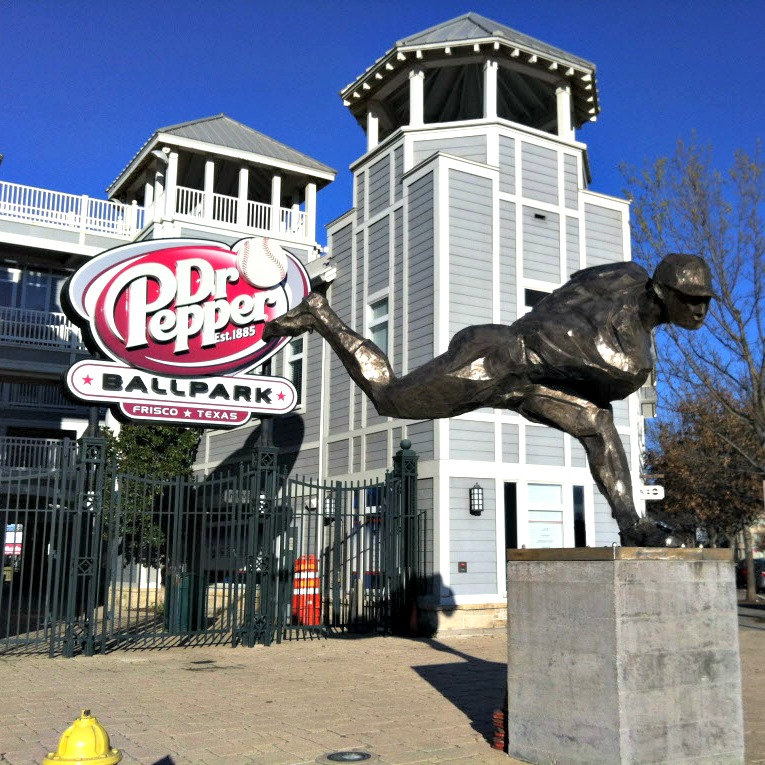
{"left": 1, "top": 622, "right": 763, "bottom": 765}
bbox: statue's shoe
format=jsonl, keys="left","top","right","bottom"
{"left": 262, "top": 292, "right": 326, "bottom": 341}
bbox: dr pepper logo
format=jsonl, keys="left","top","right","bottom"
{"left": 65, "top": 237, "right": 310, "bottom": 376}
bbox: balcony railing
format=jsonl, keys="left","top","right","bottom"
{"left": 0, "top": 382, "right": 82, "bottom": 412}
{"left": 0, "top": 306, "right": 85, "bottom": 350}
{"left": 0, "top": 180, "right": 145, "bottom": 240}
{"left": 173, "top": 185, "right": 307, "bottom": 238}
{"left": 0, "top": 436, "right": 76, "bottom": 470}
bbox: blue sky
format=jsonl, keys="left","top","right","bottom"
{"left": 2, "top": 0, "right": 763, "bottom": 245}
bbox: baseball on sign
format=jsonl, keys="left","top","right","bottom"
{"left": 234, "top": 237, "right": 289, "bottom": 289}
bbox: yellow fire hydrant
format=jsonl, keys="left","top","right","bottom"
{"left": 43, "top": 709, "right": 122, "bottom": 765}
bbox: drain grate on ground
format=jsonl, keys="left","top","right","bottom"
{"left": 317, "top": 751, "right": 376, "bottom": 763}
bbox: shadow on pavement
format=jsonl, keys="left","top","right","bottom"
{"left": 411, "top": 638, "right": 506, "bottom": 743}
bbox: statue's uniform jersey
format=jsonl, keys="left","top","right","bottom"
{"left": 512, "top": 262, "right": 655, "bottom": 404}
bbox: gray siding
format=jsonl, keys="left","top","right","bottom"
{"left": 584, "top": 203, "right": 624, "bottom": 266}
{"left": 594, "top": 490, "right": 620, "bottom": 546}
{"left": 449, "top": 477, "right": 497, "bottom": 595}
{"left": 564, "top": 154, "right": 578, "bottom": 210}
{"left": 450, "top": 420, "right": 495, "bottom": 461}
{"left": 570, "top": 436, "right": 587, "bottom": 468}
{"left": 291, "top": 447, "right": 319, "bottom": 477}
{"left": 327, "top": 439, "right": 349, "bottom": 477}
{"left": 302, "top": 334, "right": 321, "bottom": 441}
{"left": 203, "top": 422, "right": 257, "bottom": 466}
{"left": 612, "top": 399, "right": 630, "bottom": 427}
{"left": 354, "top": 229, "right": 364, "bottom": 429}
{"left": 352, "top": 435, "right": 362, "bottom": 473}
{"left": 393, "top": 208, "right": 404, "bottom": 374}
{"left": 392, "top": 427, "right": 402, "bottom": 453}
{"left": 412, "top": 134, "right": 487, "bottom": 166}
{"left": 328, "top": 225, "right": 353, "bottom": 435}
{"left": 367, "top": 217, "right": 390, "bottom": 297}
{"left": 365, "top": 430, "right": 388, "bottom": 471}
{"left": 522, "top": 206, "right": 560, "bottom": 283}
{"left": 502, "top": 423, "right": 519, "bottom": 463}
{"left": 448, "top": 170, "right": 493, "bottom": 336}
{"left": 355, "top": 172, "right": 365, "bottom": 224}
{"left": 393, "top": 145, "right": 404, "bottom": 202}
{"left": 407, "top": 419, "right": 434, "bottom": 461}
{"left": 499, "top": 135, "right": 516, "bottom": 195}
{"left": 526, "top": 426, "right": 565, "bottom": 466}
{"left": 499, "top": 200, "right": 517, "bottom": 325}
{"left": 521, "top": 142, "right": 558, "bottom": 205}
{"left": 418, "top": 478, "right": 435, "bottom": 588}
{"left": 368, "top": 154, "right": 391, "bottom": 218}
{"left": 566, "top": 216, "right": 580, "bottom": 279}
{"left": 406, "top": 173, "right": 435, "bottom": 371}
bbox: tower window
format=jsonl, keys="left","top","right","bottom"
{"left": 368, "top": 297, "right": 389, "bottom": 354}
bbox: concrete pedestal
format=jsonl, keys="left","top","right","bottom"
{"left": 506, "top": 548, "right": 744, "bottom": 764}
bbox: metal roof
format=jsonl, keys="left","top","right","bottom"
{"left": 397, "top": 13, "right": 595, "bottom": 70}
{"left": 340, "top": 12, "right": 599, "bottom": 130}
{"left": 156, "top": 115, "right": 336, "bottom": 174}
{"left": 107, "top": 114, "right": 335, "bottom": 197}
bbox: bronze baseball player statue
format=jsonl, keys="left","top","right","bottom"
{"left": 264, "top": 253, "right": 714, "bottom": 546}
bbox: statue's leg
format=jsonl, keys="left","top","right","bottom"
{"left": 514, "top": 389, "right": 643, "bottom": 543}
{"left": 264, "top": 292, "right": 395, "bottom": 404}
{"left": 264, "top": 297, "right": 512, "bottom": 419}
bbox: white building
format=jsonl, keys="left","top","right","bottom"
{"left": 319, "top": 14, "right": 648, "bottom": 630}
{"left": 0, "top": 14, "right": 652, "bottom": 633}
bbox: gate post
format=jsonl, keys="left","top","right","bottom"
{"left": 390, "top": 439, "right": 419, "bottom": 634}
{"left": 63, "top": 436, "right": 107, "bottom": 658}
{"left": 240, "top": 443, "right": 280, "bottom": 647}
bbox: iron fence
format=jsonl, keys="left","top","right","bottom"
{"left": 0, "top": 437, "right": 425, "bottom": 656}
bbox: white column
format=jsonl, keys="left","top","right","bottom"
{"left": 367, "top": 106, "right": 380, "bottom": 152}
{"left": 484, "top": 59, "right": 498, "bottom": 119}
{"left": 153, "top": 170, "right": 164, "bottom": 224}
{"left": 164, "top": 151, "right": 178, "bottom": 220}
{"left": 556, "top": 83, "right": 574, "bottom": 141}
{"left": 237, "top": 166, "right": 249, "bottom": 227}
{"left": 203, "top": 159, "right": 215, "bottom": 219}
{"left": 409, "top": 68, "right": 425, "bottom": 127}
{"left": 270, "top": 174, "right": 282, "bottom": 233}
{"left": 304, "top": 182, "right": 316, "bottom": 242}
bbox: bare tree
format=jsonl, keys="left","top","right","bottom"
{"left": 624, "top": 138, "right": 765, "bottom": 594}
{"left": 624, "top": 137, "right": 765, "bottom": 474}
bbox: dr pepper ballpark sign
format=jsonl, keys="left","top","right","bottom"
{"left": 63, "top": 236, "right": 309, "bottom": 427}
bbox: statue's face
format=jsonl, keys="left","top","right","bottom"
{"left": 663, "top": 287, "right": 710, "bottom": 329}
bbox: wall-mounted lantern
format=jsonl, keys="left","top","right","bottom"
{"left": 323, "top": 495, "right": 336, "bottom": 523}
{"left": 469, "top": 483, "right": 484, "bottom": 516}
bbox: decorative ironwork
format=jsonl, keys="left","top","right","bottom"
{"left": 1, "top": 436, "right": 423, "bottom": 656}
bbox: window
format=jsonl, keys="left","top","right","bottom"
{"left": 0, "top": 268, "right": 19, "bottom": 307}
{"left": 524, "top": 288, "right": 550, "bottom": 309}
{"left": 287, "top": 338, "right": 304, "bottom": 405}
{"left": 368, "top": 297, "right": 389, "bottom": 354}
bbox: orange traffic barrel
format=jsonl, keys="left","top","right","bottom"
{"left": 292, "top": 554, "right": 321, "bottom": 626}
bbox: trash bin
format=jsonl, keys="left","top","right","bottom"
{"left": 164, "top": 571, "right": 203, "bottom": 633}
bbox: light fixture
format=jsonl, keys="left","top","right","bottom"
{"left": 469, "top": 483, "right": 484, "bottom": 516}
{"left": 323, "top": 495, "right": 336, "bottom": 517}
{"left": 150, "top": 147, "right": 171, "bottom": 163}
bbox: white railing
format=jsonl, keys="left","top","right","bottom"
{"left": 0, "top": 436, "right": 76, "bottom": 469}
{"left": 0, "top": 180, "right": 145, "bottom": 239}
{"left": 213, "top": 192, "right": 238, "bottom": 225}
{"left": 280, "top": 207, "right": 307, "bottom": 236}
{"left": 0, "top": 382, "right": 80, "bottom": 411}
{"left": 175, "top": 186, "right": 203, "bottom": 217}
{"left": 247, "top": 200, "right": 271, "bottom": 231}
{"left": 0, "top": 306, "right": 85, "bottom": 349}
{"left": 174, "top": 185, "right": 305, "bottom": 238}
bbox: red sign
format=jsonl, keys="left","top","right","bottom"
{"left": 4, "top": 543, "right": 21, "bottom": 556}
{"left": 64, "top": 236, "right": 309, "bottom": 427}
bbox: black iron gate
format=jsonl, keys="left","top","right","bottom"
{"left": 0, "top": 436, "right": 424, "bottom": 656}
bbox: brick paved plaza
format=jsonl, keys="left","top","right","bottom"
{"left": 0, "top": 618, "right": 763, "bottom": 765}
